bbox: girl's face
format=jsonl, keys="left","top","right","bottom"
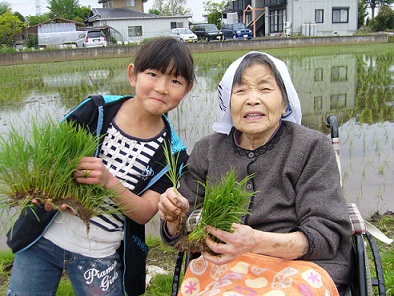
{"left": 230, "top": 63, "right": 287, "bottom": 145}
{"left": 128, "top": 64, "right": 192, "bottom": 115}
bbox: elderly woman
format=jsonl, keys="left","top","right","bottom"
{"left": 159, "top": 52, "right": 353, "bottom": 295}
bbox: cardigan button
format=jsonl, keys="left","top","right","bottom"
{"left": 248, "top": 152, "right": 254, "bottom": 158}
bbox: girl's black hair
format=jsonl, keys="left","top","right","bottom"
{"left": 133, "top": 37, "right": 195, "bottom": 86}
{"left": 232, "top": 53, "right": 289, "bottom": 105}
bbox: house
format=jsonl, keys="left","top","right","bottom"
{"left": 223, "top": 0, "right": 358, "bottom": 37}
{"left": 87, "top": 0, "right": 192, "bottom": 43}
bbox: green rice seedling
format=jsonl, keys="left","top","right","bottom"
{"left": 175, "top": 169, "right": 255, "bottom": 253}
{"left": 162, "top": 140, "right": 184, "bottom": 192}
{"left": 0, "top": 118, "right": 119, "bottom": 232}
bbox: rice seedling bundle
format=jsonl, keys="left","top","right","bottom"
{"left": 0, "top": 118, "right": 118, "bottom": 229}
{"left": 175, "top": 170, "right": 255, "bottom": 253}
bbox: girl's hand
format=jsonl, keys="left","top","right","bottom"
{"left": 203, "top": 223, "right": 256, "bottom": 265}
{"left": 74, "top": 157, "right": 113, "bottom": 187}
{"left": 31, "top": 199, "right": 77, "bottom": 216}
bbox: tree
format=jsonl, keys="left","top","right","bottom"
{"left": 26, "top": 14, "right": 51, "bottom": 26}
{"left": 0, "top": 11, "right": 24, "bottom": 46}
{"left": 372, "top": 5, "right": 394, "bottom": 31}
{"left": 74, "top": 5, "right": 91, "bottom": 22}
{"left": 151, "top": 0, "right": 191, "bottom": 16}
{"left": 358, "top": 0, "right": 368, "bottom": 28}
{"left": 148, "top": 8, "right": 161, "bottom": 15}
{"left": 13, "top": 11, "right": 25, "bottom": 23}
{"left": 203, "top": 0, "right": 226, "bottom": 28}
{"left": 365, "top": 0, "right": 394, "bottom": 20}
{"left": 0, "top": 1, "right": 11, "bottom": 15}
{"left": 47, "top": 0, "right": 80, "bottom": 20}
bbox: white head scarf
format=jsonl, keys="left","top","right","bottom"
{"left": 212, "top": 51, "right": 302, "bottom": 135}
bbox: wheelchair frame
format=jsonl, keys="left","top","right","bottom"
{"left": 326, "top": 115, "right": 387, "bottom": 296}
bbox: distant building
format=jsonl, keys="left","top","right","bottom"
{"left": 86, "top": 8, "right": 191, "bottom": 42}
{"left": 86, "top": 0, "right": 191, "bottom": 43}
{"left": 224, "top": 0, "right": 358, "bottom": 37}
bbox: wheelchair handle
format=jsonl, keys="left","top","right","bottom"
{"left": 325, "top": 115, "right": 339, "bottom": 139}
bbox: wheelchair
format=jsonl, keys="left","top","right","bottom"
{"left": 170, "top": 115, "right": 391, "bottom": 296}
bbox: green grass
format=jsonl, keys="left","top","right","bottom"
{"left": 367, "top": 214, "right": 394, "bottom": 295}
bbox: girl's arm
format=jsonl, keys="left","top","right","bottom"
{"left": 74, "top": 156, "right": 159, "bottom": 224}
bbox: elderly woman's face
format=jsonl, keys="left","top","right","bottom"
{"left": 231, "top": 63, "right": 286, "bottom": 142}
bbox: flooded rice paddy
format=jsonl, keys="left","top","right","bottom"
{"left": 0, "top": 43, "right": 393, "bottom": 233}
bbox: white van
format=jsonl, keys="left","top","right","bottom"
{"left": 76, "top": 30, "right": 107, "bottom": 48}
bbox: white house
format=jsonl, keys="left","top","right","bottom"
{"left": 224, "top": 0, "right": 358, "bottom": 37}
{"left": 86, "top": 7, "right": 191, "bottom": 43}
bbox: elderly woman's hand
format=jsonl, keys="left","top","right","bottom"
{"left": 204, "top": 223, "right": 309, "bottom": 263}
{"left": 203, "top": 223, "right": 256, "bottom": 265}
{"left": 158, "top": 188, "right": 189, "bottom": 236}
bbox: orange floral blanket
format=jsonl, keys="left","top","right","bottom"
{"left": 179, "top": 253, "right": 339, "bottom": 296}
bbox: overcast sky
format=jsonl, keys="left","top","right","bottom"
{"left": 9, "top": 0, "right": 216, "bottom": 21}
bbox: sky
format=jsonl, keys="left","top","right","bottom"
{"left": 9, "top": 0, "right": 216, "bottom": 21}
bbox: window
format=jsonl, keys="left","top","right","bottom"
{"left": 128, "top": 26, "right": 142, "bottom": 37}
{"left": 314, "top": 96, "right": 322, "bottom": 110}
{"left": 269, "top": 9, "right": 285, "bottom": 33}
{"left": 331, "top": 66, "right": 347, "bottom": 82}
{"left": 332, "top": 7, "right": 349, "bottom": 23}
{"left": 330, "top": 94, "right": 347, "bottom": 109}
{"left": 126, "top": 0, "right": 135, "bottom": 6}
{"left": 170, "top": 22, "right": 184, "bottom": 29}
{"left": 314, "top": 68, "right": 323, "bottom": 82}
{"left": 315, "top": 9, "right": 323, "bottom": 23}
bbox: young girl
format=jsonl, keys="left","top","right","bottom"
{"left": 6, "top": 37, "right": 194, "bottom": 296}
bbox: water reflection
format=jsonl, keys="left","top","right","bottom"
{"left": 288, "top": 54, "right": 356, "bottom": 130}
{"left": 0, "top": 50, "right": 393, "bottom": 220}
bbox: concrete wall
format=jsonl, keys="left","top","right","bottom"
{"left": 0, "top": 34, "right": 388, "bottom": 66}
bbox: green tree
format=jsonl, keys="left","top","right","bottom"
{"left": 0, "top": 11, "right": 24, "bottom": 46}
{"left": 365, "top": 0, "right": 394, "bottom": 20}
{"left": 203, "top": 0, "right": 226, "bottom": 28}
{"left": 358, "top": 0, "right": 368, "bottom": 28}
{"left": 148, "top": 8, "right": 161, "bottom": 15}
{"left": 0, "top": 1, "right": 11, "bottom": 15}
{"left": 13, "top": 11, "right": 25, "bottom": 23}
{"left": 26, "top": 14, "right": 51, "bottom": 26}
{"left": 372, "top": 5, "right": 394, "bottom": 31}
{"left": 152, "top": 0, "right": 191, "bottom": 16}
{"left": 74, "top": 5, "right": 91, "bottom": 22}
{"left": 47, "top": 0, "right": 79, "bottom": 20}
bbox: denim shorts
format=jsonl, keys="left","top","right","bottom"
{"left": 6, "top": 237, "right": 124, "bottom": 296}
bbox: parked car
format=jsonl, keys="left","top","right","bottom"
{"left": 221, "top": 23, "right": 253, "bottom": 40}
{"left": 193, "top": 24, "right": 224, "bottom": 42}
{"left": 170, "top": 28, "right": 198, "bottom": 43}
{"left": 76, "top": 30, "right": 107, "bottom": 48}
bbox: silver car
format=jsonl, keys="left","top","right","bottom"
{"left": 76, "top": 30, "right": 107, "bottom": 48}
{"left": 169, "top": 28, "right": 198, "bottom": 43}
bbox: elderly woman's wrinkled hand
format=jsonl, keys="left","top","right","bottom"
{"left": 203, "top": 223, "right": 256, "bottom": 265}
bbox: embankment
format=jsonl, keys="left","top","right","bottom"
{"left": 0, "top": 34, "right": 389, "bottom": 66}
